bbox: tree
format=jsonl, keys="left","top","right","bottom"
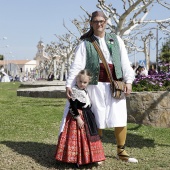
{"left": 79, "top": 0, "right": 170, "bottom": 69}
{"left": 46, "top": 0, "right": 170, "bottom": 77}
{"left": 159, "top": 39, "right": 170, "bottom": 72}
{"left": 0, "top": 54, "right": 4, "bottom": 60}
{"left": 45, "top": 34, "right": 78, "bottom": 81}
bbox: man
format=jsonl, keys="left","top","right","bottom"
{"left": 62, "top": 11, "right": 138, "bottom": 163}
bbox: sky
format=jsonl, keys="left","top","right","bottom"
{"left": 0, "top": 0, "right": 169, "bottom": 64}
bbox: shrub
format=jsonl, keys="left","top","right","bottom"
{"left": 132, "top": 73, "right": 170, "bottom": 91}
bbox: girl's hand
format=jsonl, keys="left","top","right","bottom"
{"left": 75, "top": 116, "right": 84, "bottom": 129}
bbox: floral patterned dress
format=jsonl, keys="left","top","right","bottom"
{"left": 55, "top": 86, "right": 105, "bottom": 165}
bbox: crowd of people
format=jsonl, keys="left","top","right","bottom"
{"left": 132, "top": 64, "right": 158, "bottom": 78}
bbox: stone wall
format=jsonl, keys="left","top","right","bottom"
{"left": 126, "top": 91, "right": 170, "bottom": 128}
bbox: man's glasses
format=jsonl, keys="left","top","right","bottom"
{"left": 92, "top": 20, "right": 106, "bottom": 25}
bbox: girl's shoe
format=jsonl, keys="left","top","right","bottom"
{"left": 96, "top": 161, "right": 103, "bottom": 165}
{"left": 76, "top": 163, "right": 80, "bottom": 168}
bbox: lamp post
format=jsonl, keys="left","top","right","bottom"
{"left": 4, "top": 45, "right": 9, "bottom": 74}
{"left": 156, "top": 28, "right": 159, "bottom": 71}
{"left": 0, "top": 37, "right": 7, "bottom": 66}
{"left": 134, "top": 37, "right": 137, "bottom": 66}
{"left": 147, "top": 31, "right": 153, "bottom": 70}
{"left": 6, "top": 51, "right": 12, "bottom": 75}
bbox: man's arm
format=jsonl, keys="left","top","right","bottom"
{"left": 66, "top": 41, "right": 86, "bottom": 88}
{"left": 117, "top": 36, "right": 135, "bottom": 84}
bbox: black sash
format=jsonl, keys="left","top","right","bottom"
{"left": 83, "top": 107, "right": 98, "bottom": 136}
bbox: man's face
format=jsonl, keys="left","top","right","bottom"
{"left": 90, "top": 16, "right": 107, "bottom": 35}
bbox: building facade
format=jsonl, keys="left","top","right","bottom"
{"left": 0, "top": 40, "right": 61, "bottom": 81}
{"left": 0, "top": 60, "right": 36, "bottom": 77}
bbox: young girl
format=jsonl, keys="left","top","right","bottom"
{"left": 55, "top": 69, "right": 105, "bottom": 167}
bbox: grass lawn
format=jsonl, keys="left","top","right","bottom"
{"left": 0, "top": 82, "right": 170, "bottom": 170}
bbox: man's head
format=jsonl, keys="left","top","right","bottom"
{"left": 90, "top": 11, "right": 107, "bottom": 21}
{"left": 80, "top": 11, "right": 107, "bottom": 40}
{"left": 90, "top": 11, "right": 107, "bottom": 37}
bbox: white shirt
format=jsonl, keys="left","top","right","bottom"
{"left": 66, "top": 35, "right": 135, "bottom": 87}
{"left": 140, "top": 68, "right": 148, "bottom": 76}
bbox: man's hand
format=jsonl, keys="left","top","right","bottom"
{"left": 124, "top": 83, "right": 132, "bottom": 96}
{"left": 66, "top": 87, "right": 72, "bottom": 99}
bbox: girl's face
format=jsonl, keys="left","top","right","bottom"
{"left": 76, "top": 75, "right": 90, "bottom": 90}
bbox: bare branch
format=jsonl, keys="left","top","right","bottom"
{"left": 63, "top": 20, "right": 79, "bottom": 39}
{"left": 157, "top": 0, "right": 170, "bottom": 9}
{"left": 139, "top": 18, "right": 170, "bottom": 24}
{"left": 97, "top": 0, "right": 120, "bottom": 24}
{"left": 80, "top": 6, "right": 91, "bottom": 18}
{"left": 118, "top": 0, "right": 153, "bottom": 34}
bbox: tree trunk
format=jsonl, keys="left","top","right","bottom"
{"left": 60, "top": 62, "right": 65, "bottom": 81}
{"left": 144, "top": 40, "right": 150, "bottom": 70}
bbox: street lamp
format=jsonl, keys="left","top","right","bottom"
{"left": 147, "top": 31, "right": 154, "bottom": 69}
{"left": 3, "top": 45, "right": 9, "bottom": 74}
{"left": 148, "top": 31, "right": 153, "bottom": 56}
{"left": 6, "top": 51, "right": 12, "bottom": 75}
{"left": 133, "top": 37, "right": 137, "bottom": 66}
{"left": 0, "top": 37, "right": 7, "bottom": 60}
{"left": 156, "top": 28, "right": 159, "bottom": 71}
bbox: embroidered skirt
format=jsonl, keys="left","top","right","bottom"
{"left": 55, "top": 109, "right": 105, "bottom": 165}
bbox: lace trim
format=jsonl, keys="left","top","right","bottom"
{"left": 71, "top": 87, "right": 91, "bottom": 108}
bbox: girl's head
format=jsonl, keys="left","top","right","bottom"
{"left": 76, "top": 70, "right": 92, "bottom": 90}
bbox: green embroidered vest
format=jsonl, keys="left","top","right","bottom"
{"left": 84, "top": 33, "right": 123, "bottom": 85}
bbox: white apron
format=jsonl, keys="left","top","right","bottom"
{"left": 87, "top": 82, "right": 127, "bottom": 129}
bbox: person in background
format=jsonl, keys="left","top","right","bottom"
{"left": 148, "top": 65, "right": 157, "bottom": 75}
{"left": 47, "top": 72, "right": 54, "bottom": 81}
{"left": 132, "top": 65, "right": 136, "bottom": 70}
{"left": 55, "top": 69, "right": 105, "bottom": 167}
{"left": 140, "top": 66, "right": 148, "bottom": 77}
{"left": 131, "top": 65, "right": 137, "bottom": 77}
